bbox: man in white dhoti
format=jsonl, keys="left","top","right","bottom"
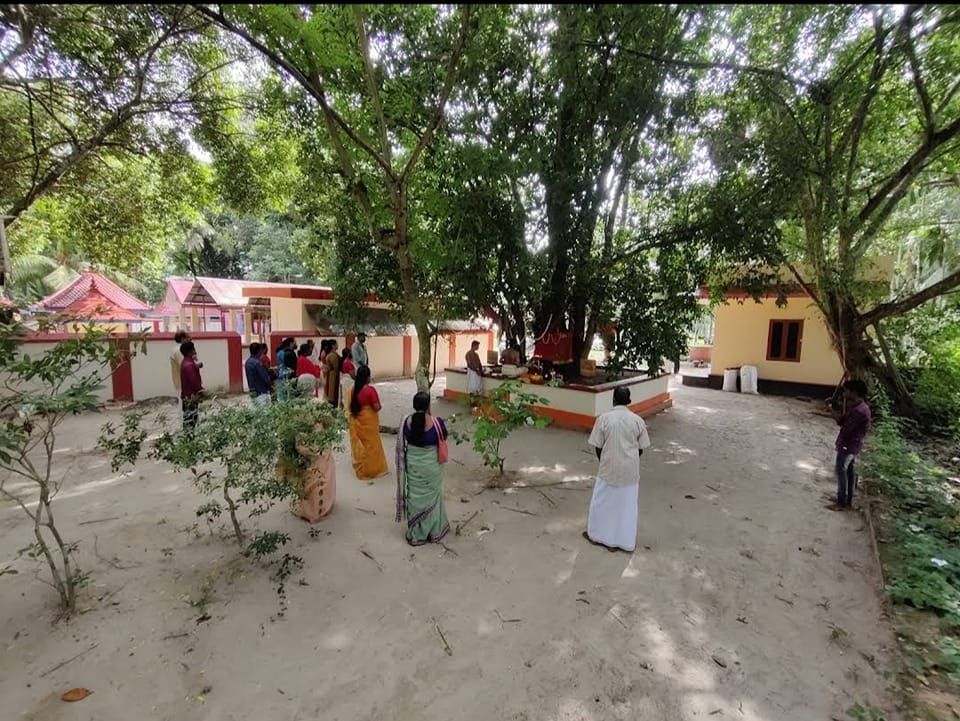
{"left": 584, "top": 386, "right": 651, "bottom": 552}
{"left": 465, "top": 339, "right": 484, "bottom": 399}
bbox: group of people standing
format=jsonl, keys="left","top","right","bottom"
{"left": 238, "top": 332, "right": 390, "bottom": 482}
{"left": 267, "top": 335, "right": 361, "bottom": 405}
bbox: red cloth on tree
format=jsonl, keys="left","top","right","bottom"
{"left": 534, "top": 329, "right": 573, "bottom": 362}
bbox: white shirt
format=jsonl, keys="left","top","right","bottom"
{"left": 588, "top": 405, "right": 651, "bottom": 486}
{"left": 170, "top": 346, "right": 182, "bottom": 391}
{"left": 352, "top": 340, "right": 368, "bottom": 367}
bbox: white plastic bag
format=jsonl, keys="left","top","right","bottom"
{"left": 740, "top": 365, "right": 759, "bottom": 394}
{"left": 722, "top": 368, "right": 739, "bottom": 392}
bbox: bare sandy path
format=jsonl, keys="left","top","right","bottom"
{"left": 0, "top": 379, "right": 899, "bottom": 721}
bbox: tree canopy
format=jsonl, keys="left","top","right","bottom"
{"left": 4, "top": 4, "right": 960, "bottom": 408}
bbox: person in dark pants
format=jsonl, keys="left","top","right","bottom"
{"left": 180, "top": 341, "right": 205, "bottom": 431}
{"left": 245, "top": 342, "right": 273, "bottom": 406}
{"left": 829, "top": 379, "right": 872, "bottom": 511}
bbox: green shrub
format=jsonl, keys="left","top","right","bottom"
{"left": 862, "top": 412, "right": 960, "bottom": 625}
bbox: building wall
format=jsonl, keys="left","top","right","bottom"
{"left": 1, "top": 332, "right": 243, "bottom": 405}
{"left": 710, "top": 296, "right": 842, "bottom": 386}
{"left": 132, "top": 336, "right": 236, "bottom": 399}
{"left": 2, "top": 339, "right": 115, "bottom": 404}
{"left": 364, "top": 336, "right": 404, "bottom": 379}
{"left": 270, "top": 298, "right": 312, "bottom": 333}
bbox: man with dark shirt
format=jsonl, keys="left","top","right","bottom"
{"left": 465, "top": 339, "right": 483, "bottom": 398}
{"left": 830, "top": 379, "right": 872, "bottom": 510}
{"left": 180, "top": 341, "right": 205, "bottom": 431}
{"left": 245, "top": 342, "right": 273, "bottom": 407}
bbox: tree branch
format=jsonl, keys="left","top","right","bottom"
{"left": 195, "top": 4, "right": 397, "bottom": 183}
{"left": 852, "top": 114, "right": 960, "bottom": 238}
{"left": 400, "top": 4, "right": 472, "bottom": 185}
{"left": 903, "top": 7, "right": 935, "bottom": 138}
{"left": 577, "top": 40, "right": 805, "bottom": 86}
{"left": 353, "top": 6, "right": 392, "bottom": 169}
{"left": 859, "top": 266, "right": 960, "bottom": 327}
{"left": 837, "top": 14, "right": 892, "bottom": 223}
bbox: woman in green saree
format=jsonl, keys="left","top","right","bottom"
{"left": 395, "top": 392, "right": 449, "bottom": 545}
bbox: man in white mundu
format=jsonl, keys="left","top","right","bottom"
{"left": 584, "top": 386, "right": 651, "bottom": 552}
{"left": 465, "top": 339, "right": 484, "bottom": 396}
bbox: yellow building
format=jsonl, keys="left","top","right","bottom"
{"left": 707, "top": 290, "right": 843, "bottom": 394}
{"left": 691, "top": 259, "right": 892, "bottom": 397}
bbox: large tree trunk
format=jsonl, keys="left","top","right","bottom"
{"left": 396, "top": 243, "right": 431, "bottom": 392}
{"left": 823, "top": 294, "right": 916, "bottom": 414}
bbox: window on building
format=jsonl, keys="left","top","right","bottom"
{"left": 767, "top": 319, "right": 803, "bottom": 361}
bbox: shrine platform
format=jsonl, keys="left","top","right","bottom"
{"left": 443, "top": 368, "right": 672, "bottom": 431}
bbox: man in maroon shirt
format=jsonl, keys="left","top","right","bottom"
{"left": 830, "top": 379, "right": 871, "bottom": 510}
{"left": 179, "top": 341, "right": 205, "bottom": 431}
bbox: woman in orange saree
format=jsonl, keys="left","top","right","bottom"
{"left": 347, "top": 365, "right": 389, "bottom": 479}
{"left": 324, "top": 341, "right": 341, "bottom": 406}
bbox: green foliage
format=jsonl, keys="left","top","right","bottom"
{"left": 102, "top": 398, "right": 346, "bottom": 549}
{"left": 936, "top": 636, "right": 960, "bottom": 684}
{"left": 712, "top": 5, "right": 960, "bottom": 389}
{"left": 0, "top": 5, "right": 224, "bottom": 221}
{"left": 0, "top": 316, "right": 127, "bottom": 613}
{"left": 101, "top": 396, "right": 345, "bottom": 616}
{"left": 453, "top": 380, "right": 550, "bottom": 476}
{"left": 910, "top": 316, "right": 960, "bottom": 437}
{"left": 171, "top": 211, "right": 322, "bottom": 285}
{"left": 846, "top": 703, "right": 886, "bottom": 721}
{"left": 862, "top": 413, "right": 960, "bottom": 625}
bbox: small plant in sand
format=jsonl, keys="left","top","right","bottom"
{"left": 0, "top": 316, "right": 140, "bottom": 614}
{"left": 451, "top": 379, "right": 550, "bottom": 476}
{"left": 103, "top": 398, "right": 345, "bottom": 551}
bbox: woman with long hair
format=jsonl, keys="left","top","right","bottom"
{"left": 396, "top": 391, "right": 449, "bottom": 545}
{"left": 347, "top": 365, "right": 388, "bottom": 479}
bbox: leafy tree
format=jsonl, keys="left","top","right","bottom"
{"left": 0, "top": 5, "right": 227, "bottom": 228}
{"left": 520, "top": 5, "right": 709, "bottom": 362}
{"left": 171, "top": 211, "right": 322, "bottom": 284}
{"left": 197, "top": 4, "right": 475, "bottom": 391}
{"left": 709, "top": 5, "right": 960, "bottom": 403}
{"left": 0, "top": 317, "right": 134, "bottom": 614}
{"left": 8, "top": 150, "right": 210, "bottom": 303}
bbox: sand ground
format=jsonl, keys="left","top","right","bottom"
{"left": 0, "top": 377, "right": 900, "bottom": 721}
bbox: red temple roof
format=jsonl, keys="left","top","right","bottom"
{"left": 34, "top": 271, "right": 151, "bottom": 313}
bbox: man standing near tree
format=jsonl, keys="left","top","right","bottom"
{"left": 465, "top": 339, "right": 484, "bottom": 398}
{"left": 179, "top": 341, "right": 205, "bottom": 432}
{"left": 829, "top": 379, "right": 872, "bottom": 511}
{"left": 583, "top": 386, "right": 651, "bottom": 552}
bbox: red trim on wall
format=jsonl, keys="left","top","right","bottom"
{"left": 20, "top": 331, "right": 248, "bottom": 342}
{"left": 402, "top": 336, "right": 412, "bottom": 376}
{"left": 226, "top": 335, "right": 243, "bottom": 393}
{"left": 242, "top": 286, "right": 335, "bottom": 300}
{"left": 110, "top": 337, "right": 134, "bottom": 402}
{"left": 441, "top": 389, "right": 673, "bottom": 430}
